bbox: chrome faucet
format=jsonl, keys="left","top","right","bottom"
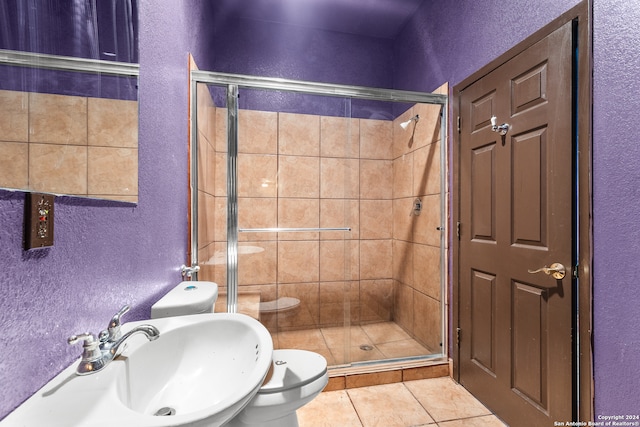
{"left": 67, "top": 305, "right": 160, "bottom": 375}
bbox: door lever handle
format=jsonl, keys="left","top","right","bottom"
{"left": 490, "top": 116, "right": 510, "bottom": 136}
{"left": 527, "top": 262, "right": 566, "bottom": 279}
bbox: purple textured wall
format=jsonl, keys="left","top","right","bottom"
{"left": 0, "top": 1, "right": 202, "bottom": 418}
{"left": 394, "top": 0, "right": 640, "bottom": 416}
{"left": 207, "top": 15, "right": 394, "bottom": 88}
{"left": 591, "top": 0, "right": 640, "bottom": 415}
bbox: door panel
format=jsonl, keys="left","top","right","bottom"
{"left": 459, "top": 21, "right": 573, "bottom": 425}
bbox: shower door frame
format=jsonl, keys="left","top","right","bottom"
{"left": 189, "top": 70, "right": 449, "bottom": 363}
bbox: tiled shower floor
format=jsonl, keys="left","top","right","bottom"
{"left": 271, "top": 321, "right": 435, "bottom": 366}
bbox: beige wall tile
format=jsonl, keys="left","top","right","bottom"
{"left": 0, "top": 141, "right": 28, "bottom": 189}
{"left": 277, "top": 282, "right": 320, "bottom": 329}
{"left": 278, "top": 198, "right": 319, "bottom": 240}
{"left": 393, "top": 197, "right": 413, "bottom": 241}
{"left": 359, "top": 279, "right": 394, "bottom": 322}
{"left": 278, "top": 240, "right": 320, "bottom": 283}
{"left": 278, "top": 155, "right": 319, "bottom": 198}
{"left": 413, "top": 292, "right": 441, "bottom": 351}
{"left": 413, "top": 102, "right": 443, "bottom": 150}
{"left": 359, "top": 118, "right": 393, "bottom": 160}
{"left": 214, "top": 152, "right": 227, "bottom": 196}
{"left": 320, "top": 240, "right": 346, "bottom": 282}
{"left": 239, "top": 109, "right": 277, "bottom": 154}
{"left": 198, "top": 190, "right": 215, "bottom": 248}
{"left": 320, "top": 199, "right": 359, "bottom": 240}
{"left": 29, "top": 92, "right": 87, "bottom": 145}
{"left": 196, "top": 82, "right": 212, "bottom": 138}
{"left": 238, "top": 197, "right": 277, "bottom": 241}
{"left": 29, "top": 143, "right": 87, "bottom": 195}
{"left": 238, "top": 153, "right": 277, "bottom": 197}
{"left": 214, "top": 196, "right": 227, "bottom": 242}
{"left": 360, "top": 200, "right": 392, "bottom": 239}
{"left": 279, "top": 112, "right": 320, "bottom": 156}
{"left": 0, "top": 90, "right": 29, "bottom": 142}
{"left": 393, "top": 239, "right": 414, "bottom": 286}
{"left": 87, "top": 97, "right": 137, "bottom": 147}
{"left": 413, "top": 194, "right": 441, "bottom": 246}
{"left": 211, "top": 241, "right": 227, "bottom": 285}
{"left": 238, "top": 241, "right": 277, "bottom": 285}
{"left": 394, "top": 281, "right": 414, "bottom": 335}
{"left": 393, "top": 152, "right": 413, "bottom": 199}
{"left": 204, "top": 136, "right": 216, "bottom": 195}
{"left": 206, "top": 102, "right": 217, "bottom": 150}
{"left": 320, "top": 116, "right": 359, "bottom": 158}
{"left": 413, "top": 243, "right": 441, "bottom": 300}
{"left": 88, "top": 146, "right": 138, "bottom": 196}
{"left": 413, "top": 141, "right": 441, "bottom": 197}
{"left": 321, "top": 157, "right": 359, "bottom": 199}
{"left": 197, "top": 130, "right": 210, "bottom": 194}
{"left": 360, "top": 159, "right": 392, "bottom": 200}
{"left": 360, "top": 239, "right": 392, "bottom": 280}
{"left": 214, "top": 107, "right": 227, "bottom": 152}
{"left": 319, "top": 281, "right": 360, "bottom": 326}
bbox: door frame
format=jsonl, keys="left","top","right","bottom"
{"left": 451, "top": 1, "right": 593, "bottom": 421}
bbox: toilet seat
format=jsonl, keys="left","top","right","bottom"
{"left": 259, "top": 349, "right": 327, "bottom": 394}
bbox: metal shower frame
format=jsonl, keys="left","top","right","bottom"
{"left": 189, "top": 70, "right": 449, "bottom": 360}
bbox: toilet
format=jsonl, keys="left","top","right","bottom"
{"left": 226, "top": 349, "right": 328, "bottom": 427}
{"left": 150, "top": 281, "right": 328, "bottom": 427}
{"left": 150, "top": 280, "right": 218, "bottom": 318}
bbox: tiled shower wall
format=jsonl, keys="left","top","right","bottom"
{"left": 196, "top": 83, "right": 447, "bottom": 352}
{"left": 0, "top": 89, "right": 138, "bottom": 202}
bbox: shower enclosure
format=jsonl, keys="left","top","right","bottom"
{"left": 189, "top": 70, "right": 448, "bottom": 370}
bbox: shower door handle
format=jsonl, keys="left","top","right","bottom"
{"left": 527, "top": 262, "right": 566, "bottom": 280}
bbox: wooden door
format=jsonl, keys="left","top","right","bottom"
{"left": 458, "top": 21, "right": 574, "bottom": 425}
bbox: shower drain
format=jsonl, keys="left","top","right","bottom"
{"left": 359, "top": 344, "right": 374, "bottom": 351}
{"left": 154, "top": 407, "right": 176, "bottom": 416}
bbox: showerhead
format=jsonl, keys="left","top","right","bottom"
{"left": 400, "top": 114, "right": 420, "bottom": 130}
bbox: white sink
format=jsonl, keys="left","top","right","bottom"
{"left": 2, "top": 313, "right": 273, "bottom": 427}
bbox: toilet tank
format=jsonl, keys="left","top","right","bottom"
{"left": 150, "top": 281, "right": 219, "bottom": 319}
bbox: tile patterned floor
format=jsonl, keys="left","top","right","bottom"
{"left": 274, "top": 321, "right": 435, "bottom": 365}
{"left": 297, "top": 377, "right": 508, "bottom": 427}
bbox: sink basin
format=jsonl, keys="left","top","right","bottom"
{"left": 2, "top": 313, "right": 273, "bottom": 427}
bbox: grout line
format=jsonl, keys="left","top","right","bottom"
{"left": 344, "top": 388, "right": 365, "bottom": 427}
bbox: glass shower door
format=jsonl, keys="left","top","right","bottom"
{"left": 191, "top": 72, "right": 448, "bottom": 370}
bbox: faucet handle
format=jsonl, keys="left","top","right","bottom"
{"left": 68, "top": 332, "right": 107, "bottom": 375}
{"left": 68, "top": 333, "right": 101, "bottom": 361}
{"left": 103, "top": 305, "right": 130, "bottom": 342}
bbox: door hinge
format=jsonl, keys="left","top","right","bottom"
{"left": 456, "top": 327, "right": 462, "bottom": 345}
{"left": 456, "top": 221, "right": 461, "bottom": 239}
{"left": 457, "top": 116, "right": 461, "bottom": 132}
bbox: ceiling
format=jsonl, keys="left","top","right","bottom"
{"left": 212, "top": 0, "right": 426, "bottom": 39}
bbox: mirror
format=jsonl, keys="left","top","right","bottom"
{"left": 0, "top": 0, "right": 139, "bottom": 203}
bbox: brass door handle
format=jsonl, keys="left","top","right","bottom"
{"left": 527, "top": 262, "right": 566, "bottom": 279}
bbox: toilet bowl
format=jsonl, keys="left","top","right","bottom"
{"left": 149, "top": 282, "right": 328, "bottom": 427}
{"left": 226, "top": 349, "right": 328, "bottom": 427}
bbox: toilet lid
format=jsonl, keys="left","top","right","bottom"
{"left": 259, "top": 350, "right": 327, "bottom": 394}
